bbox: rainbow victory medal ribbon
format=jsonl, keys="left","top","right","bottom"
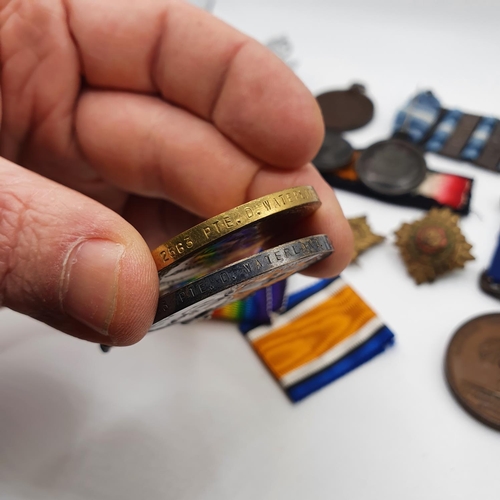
{"left": 211, "top": 279, "right": 287, "bottom": 332}
{"left": 213, "top": 277, "right": 395, "bottom": 402}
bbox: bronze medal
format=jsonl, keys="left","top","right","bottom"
{"left": 316, "top": 84, "right": 374, "bottom": 132}
{"left": 152, "top": 186, "right": 321, "bottom": 291}
{"left": 446, "top": 314, "right": 500, "bottom": 431}
{"left": 394, "top": 208, "right": 474, "bottom": 284}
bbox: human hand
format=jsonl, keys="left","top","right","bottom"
{"left": 0, "top": 0, "right": 353, "bottom": 346}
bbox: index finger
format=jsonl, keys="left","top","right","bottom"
{"left": 66, "top": 0, "right": 324, "bottom": 167}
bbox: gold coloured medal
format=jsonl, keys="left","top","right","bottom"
{"left": 151, "top": 186, "right": 321, "bottom": 291}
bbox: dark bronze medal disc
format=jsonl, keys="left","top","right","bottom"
{"left": 355, "top": 139, "right": 427, "bottom": 195}
{"left": 151, "top": 235, "right": 333, "bottom": 330}
{"left": 316, "top": 84, "right": 374, "bottom": 132}
{"left": 445, "top": 313, "right": 500, "bottom": 430}
{"left": 313, "top": 129, "right": 354, "bottom": 172}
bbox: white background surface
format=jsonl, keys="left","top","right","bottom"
{"left": 1, "top": 1, "right": 500, "bottom": 498}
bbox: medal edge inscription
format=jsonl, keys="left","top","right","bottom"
{"left": 154, "top": 235, "right": 333, "bottom": 324}
{"left": 152, "top": 186, "right": 320, "bottom": 270}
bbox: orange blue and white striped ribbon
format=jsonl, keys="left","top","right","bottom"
{"left": 214, "top": 277, "right": 395, "bottom": 402}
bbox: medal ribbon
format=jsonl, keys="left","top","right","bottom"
{"left": 213, "top": 277, "right": 395, "bottom": 402}
{"left": 486, "top": 231, "right": 500, "bottom": 283}
{"left": 394, "top": 91, "right": 500, "bottom": 172}
{"left": 322, "top": 153, "right": 473, "bottom": 215}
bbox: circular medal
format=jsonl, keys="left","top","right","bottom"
{"left": 445, "top": 313, "right": 500, "bottom": 430}
{"left": 152, "top": 186, "right": 321, "bottom": 291}
{"left": 151, "top": 235, "right": 333, "bottom": 330}
{"left": 355, "top": 139, "right": 427, "bottom": 196}
{"left": 316, "top": 84, "right": 374, "bottom": 132}
{"left": 313, "top": 129, "right": 354, "bottom": 172}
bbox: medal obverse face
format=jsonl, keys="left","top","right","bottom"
{"left": 316, "top": 84, "right": 374, "bottom": 132}
{"left": 356, "top": 139, "right": 427, "bottom": 196}
{"left": 446, "top": 313, "right": 500, "bottom": 431}
{"left": 151, "top": 235, "right": 333, "bottom": 330}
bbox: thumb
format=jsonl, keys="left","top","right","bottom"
{"left": 0, "top": 158, "right": 158, "bottom": 346}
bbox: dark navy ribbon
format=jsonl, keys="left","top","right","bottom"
{"left": 486, "top": 231, "right": 500, "bottom": 282}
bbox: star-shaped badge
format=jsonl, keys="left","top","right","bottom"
{"left": 348, "top": 216, "right": 385, "bottom": 262}
{"left": 395, "top": 208, "right": 474, "bottom": 284}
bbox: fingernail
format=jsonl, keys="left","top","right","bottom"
{"left": 62, "top": 240, "right": 125, "bottom": 335}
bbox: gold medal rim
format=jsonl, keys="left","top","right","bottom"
{"left": 151, "top": 185, "right": 320, "bottom": 271}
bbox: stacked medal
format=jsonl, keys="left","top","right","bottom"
{"left": 144, "top": 186, "right": 331, "bottom": 330}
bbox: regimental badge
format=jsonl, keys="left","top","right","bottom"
{"left": 348, "top": 216, "right": 385, "bottom": 262}
{"left": 395, "top": 208, "right": 474, "bottom": 284}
